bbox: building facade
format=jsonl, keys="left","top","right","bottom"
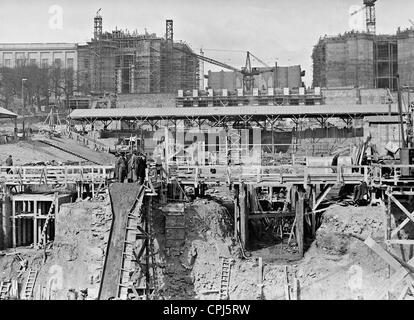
{"left": 0, "top": 17, "right": 200, "bottom": 96}
{"left": 207, "top": 65, "right": 303, "bottom": 91}
{"left": 312, "top": 29, "right": 414, "bottom": 90}
{"left": 0, "top": 43, "right": 78, "bottom": 70}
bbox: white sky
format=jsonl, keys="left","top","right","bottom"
{"left": 1, "top": 0, "right": 414, "bottom": 86}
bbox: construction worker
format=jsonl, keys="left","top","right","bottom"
{"left": 5, "top": 155, "right": 13, "bottom": 173}
{"left": 129, "top": 150, "right": 139, "bottom": 182}
{"left": 119, "top": 154, "right": 127, "bottom": 182}
{"left": 155, "top": 155, "right": 162, "bottom": 176}
{"left": 114, "top": 153, "right": 120, "bottom": 181}
{"left": 138, "top": 153, "right": 147, "bottom": 185}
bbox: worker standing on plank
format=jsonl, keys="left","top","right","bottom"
{"left": 119, "top": 154, "right": 127, "bottom": 183}
{"left": 5, "top": 155, "right": 13, "bottom": 173}
{"left": 129, "top": 150, "right": 139, "bottom": 182}
{"left": 138, "top": 153, "right": 147, "bottom": 185}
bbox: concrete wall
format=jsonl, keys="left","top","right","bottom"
{"left": 322, "top": 88, "right": 389, "bottom": 105}
{"left": 116, "top": 93, "right": 176, "bottom": 108}
{"left": 398, "top": 31, "right": 414, "bottom": 87}
{"left": 207, "top": 65, "right": 302, "bottom": 90}
{"left": 313, "top": 33, "right": 376, "bottom": 89}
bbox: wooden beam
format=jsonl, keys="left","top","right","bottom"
{"left": 239, "top": 182, "right": 248, "bottom": 249}
{"left": 386, "top": 193, "right": 414, "bottom": 237}
{"left": 364, "top": 236, "right": 403, "bottom": 270}
{"left": 249, "top": 212, "right": 294, "bottom": 219}
{"left": 313, "top": 184, "right": 334, "bottom": 211}
{"left": 295, "top": 193, "right": 305, "bottom": 257}
{"left": 370, "top": 256, "right": 414, "bottom": 299}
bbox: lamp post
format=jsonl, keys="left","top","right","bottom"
{"left": 21, "top": 78, "right": 27, "bottom": 110}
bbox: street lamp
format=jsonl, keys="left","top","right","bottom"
{"left": 22, "top": 78, "right": 27, "bottom": 110}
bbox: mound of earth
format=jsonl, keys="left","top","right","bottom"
{"left": 34, "top": 196, "right": 112, "bottom": 300}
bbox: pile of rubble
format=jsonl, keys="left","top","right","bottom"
{"left": 33, "top": 195, "right": 112, "bottom": 300}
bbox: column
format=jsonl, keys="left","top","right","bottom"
{"left": 295, "top": 192, "right": 305, "bottom": 257}
{"left": 12, "top": 200, "right": 16, "bottom": 248}
{"left": 239, "top": 182, "right": 249, "bottom": 249}
{"left": 33, "top": 200, "right": 37, "bottom": 245}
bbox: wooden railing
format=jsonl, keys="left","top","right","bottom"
{"left": 0, "top": 165, "right": 113, "bottom": 185}
{"left": 168, "top": 163, "right": 414, "bottom": 187}
{"left": 2, "top": 163, "right": 413, "bottom": 188}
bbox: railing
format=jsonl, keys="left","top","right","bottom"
{"left": 0, "top": 165, "right": 113, "bottom": 185}
{"left": 2, "top": 163, "right": 414, "bottom": 188}
{"left": 168, "top": 163, "right": 414, "bottom": 186}
{"left": 168, "top": 143, "right": 341, "bottom": 167}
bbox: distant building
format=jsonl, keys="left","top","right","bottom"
{"left": 0, "top": 43, "right": 78, "bottom": 70}
{"left": 312, "top": 29, "right": 414, "bottom": 90}
{"left": 78, "top": 15, "right": 199, "bottom": 95}
{"left": 207, "top": 65, "right": 303, "bottom": 91}
{"left": 0, "top": 15, "right": 199, "bottom": 96}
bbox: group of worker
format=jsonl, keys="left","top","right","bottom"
{"left": 114, "top": 150, "right": 147, "bottom": 184}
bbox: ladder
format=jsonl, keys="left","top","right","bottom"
{"left": 219, "top": 257, "right": 232, "bottom": 300}
{"left": 147, "top": 196, "right": 158, "bottom": 299}
{"left": 0, "top": 281, "right": 11, "bottom": 300}
{"left": 118, "top": 187, "right": 145, "bottom": 300}
{"left": 22, "top": 269, "right": 38, "bottom": 300}
{"left": 38, "top": 194, "right": 57, "bottom": 247}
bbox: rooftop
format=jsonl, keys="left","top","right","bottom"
{"left": 68, "top": 104, "right": 399, "bottom": 121}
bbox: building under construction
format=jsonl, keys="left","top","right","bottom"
{"left": 312, "top": 28, "right": 414, "bottom": 90}
{"left": 78, "top": 13, "right": 199, "bottom": 95}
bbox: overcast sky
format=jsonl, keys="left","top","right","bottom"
{"left": 1, "top": 0, "right": 414, "bottom": 86}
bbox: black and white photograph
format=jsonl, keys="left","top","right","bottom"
{"left": 0, "top": 0, "right": 413, "bottom": 309}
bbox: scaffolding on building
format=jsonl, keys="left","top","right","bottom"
{"left": 86, "top": 14, "right": 199, "bottom": 95}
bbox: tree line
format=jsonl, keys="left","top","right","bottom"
{"left": 0, "top": 61, "right": 88, "bottom": 110}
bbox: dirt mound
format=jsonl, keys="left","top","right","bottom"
{"left": 296, "top": 204, "right": 389, "bottom": 299}
{"left": 157, "top": 199, "right": 235, "bottom": 300}
{"left": 315, "top": 204, "right": 385, "bottom": 255}
{"left": 34, "top": 196, "right": 112, "bottom": 300}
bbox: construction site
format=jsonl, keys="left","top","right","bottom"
{"left": 1, "top": 0, "right": 414, "bottom": 302}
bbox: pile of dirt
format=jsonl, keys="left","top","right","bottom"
{"left": 34, "top": 195, "right": 112, "bottom": 300}
{"left": 296, "top": 204, "right": 389, "bottom": 300}
{"left": 156, "top": 199, "right": 235, "bottom": 300}
{"left": 0, "top": 195, "right": 112, "bottom": 300}
{"left": 315, "top": 204, "right": 385, "bottom": 255}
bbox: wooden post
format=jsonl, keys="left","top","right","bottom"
{"left": 14, "top": 118, "right": 18, "bottom": 140}
{"left": 234, "top": 184, "right": 240, "bottom": 238}
{"left": 22, "top": 201, "right": 26, "bottom": 245}
{"left": 311, "top": 185, "right": 316, "bottom": 237}
{"left": 386, "top": 188, "right": 392, "bottom": 278}
{"left": 34, "top": 200, "right": 37, "bottom": 245}
{"left": 295, "top": 192, "right": 305, "bottom": 256}
{"left": 240, "top": 182, "right": 249, "bottom": 249}
{"left": 12, "top": 199, "right": 16, "bottom": 248}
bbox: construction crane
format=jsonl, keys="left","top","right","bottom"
{"left": 248, "top": 51, "right": 270, "bottom": 68}
{"left": 350, "top": 0, "right": 378, "bottom": 34}
{"left": 174, "top": 47, "right": 275, "bottom": 91}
